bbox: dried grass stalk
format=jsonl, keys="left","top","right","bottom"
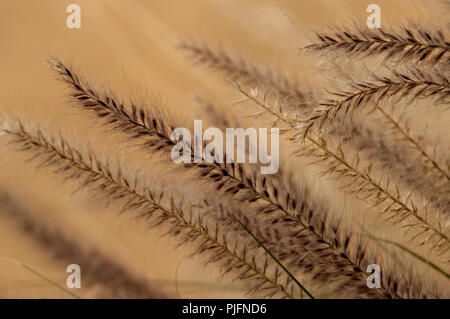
{"left": 49, "top": 58, "right": 393, "bottom": 298}
{"left": 228, "top": 84, "right": 447, "bottom": 298}
{"left": 328, "top": 121, "right": 450, "bottom": 215}
{"left": 299, "top": 67, "right": 450, "bottom": 139}
{"left": 236, "top": 83, "right": 449, "bottom": 254}
{"left": 296, "top": 136, "right": 449, "bottom": 255}
{"left": 298, "top": 67, "right": 450, "bottom": 191}
{"left": 0, "top": 119, "right": 311, "bottom": 299}
{"left": 179, "top": 46, "right": 447, "bottom": 297}
{"left": 304, "top": 24, "right": 450, "bottom": 64}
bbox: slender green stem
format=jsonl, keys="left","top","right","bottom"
{"left": 232, "top": 216, "right": 315, "bottom": 299}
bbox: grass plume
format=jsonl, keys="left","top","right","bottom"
{"left": 299, "top": 67, "right": 449, "bottom": 139}
{"left": 304, "top": 24, "right": 450, "bottom": 64}
{"left": 228, "top": 82, "right": 448, "bottom": 298}
{"left": 0, "top": 119, "right": 314, "bottom": 299}
{"left": 178, "top": 46, "right": 448, "bottom": 296}
{"left": 49, "top": 57, "right": 393, "bottom": 298}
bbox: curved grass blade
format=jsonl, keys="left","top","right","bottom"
{"left": 231, "top": 216, "right": 315, "bottom": 299}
